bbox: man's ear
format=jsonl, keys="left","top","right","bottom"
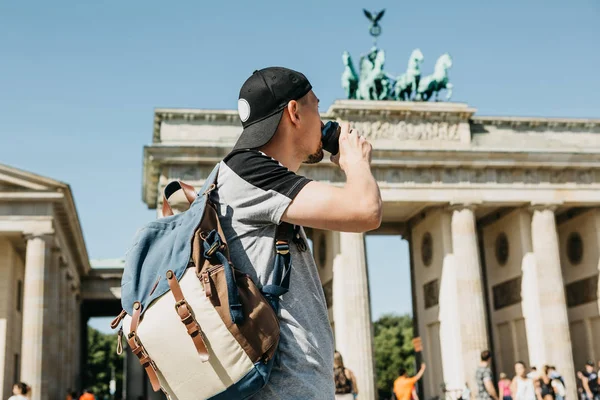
{"left": 286, "top": 100, "right": 300, "bottom": 126}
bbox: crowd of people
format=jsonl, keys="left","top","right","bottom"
{"left": 333, "top": 348, "right": 600, "bottom": 400}
{"left": 477, "top": 350, "right": 600, "bottom": 400}
{"left": 333, "top": 349, "right": 427, "bottom": 400}
{"left": 5, "top": 384, "right": 95, "bottom": 400}
{"left": 7, "top": 350, "right": 598, "bottom": 400}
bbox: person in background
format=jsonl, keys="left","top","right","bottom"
{"left": 499, "top": 373, "right": 513, "bottom": 400}
{"left": 577, "top": 361, "right": 599, "bottom": 400}
{"left": 512, "top": 361, "right": 536, "bottom": 400}
{"left": 79, "top": 389, "right": 95, "bottom": 400}
{"left": 528, "top": 367, "right": 539, "bottom": 380}
{"left": 334, "top": 351, "right": 359, "bottom": 400}
{"left": 394, "top": 363, "right": 426, "bottom": 400}
{"left": 7, "top": 382, "right": 29, "bottom": 400}
{"left": 536, "top": 365, "right": 555, "bottom": 400}
{"left": 476, "top": 350, "right": 499, "bottom": 400}
{"left": 463, "top": 383, "right": 472, "bottom": 400}
{"left": 548, "top": 366, "right": 566, "bottom": 400}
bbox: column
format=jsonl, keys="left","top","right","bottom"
{"left": 48, "top": 247, "right": 60, "bottom": 400}
{"left": 58, "top": 262, "right": 67, "bottom": 395}
{"left": 126, "top": 350, "right": 147, "bottom": 400}
{"left": 526, "top": 206, "right": 576, "bottom": 398}
{"left": 66, "top": 285, "right": 75, "bottom": 390}
{"left": 0, "top": 239, "right": 14, "bottom": 398}
{"left": 449, "top": 206, "right": 489, "bottom": 393}
{"left": 332, "top": 232, "right": 376, "bottom": 400}
{"left": 21, "top": 235, "right": 51, "bottom": 400}
{"left": 74, "top": 292, "right": 82, "bottom": 391}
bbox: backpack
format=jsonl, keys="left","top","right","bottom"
{"left": 110, "top": 164, "right": 293, "bottom": 399}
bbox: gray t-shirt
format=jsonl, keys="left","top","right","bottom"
{"left": 476, "top": 366, "right": 493, "bottom": 400}
{"left": 212, "top": 149, "right": 335, "bottom": 399}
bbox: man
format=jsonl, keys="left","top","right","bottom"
{"left": 476, "top": 350, "right": 499, "bottom": 400}
{"left": 393, "top": 363, "right": 426, "bottom": 400}
{"left": 78, "top": 390, "right": 94, "bottom": 400}
{"left": 548, "top": 365, "right": 566, "bottom": 400}
{"left": 213, "top": 67, "right": 382, "bottom": 399}
{"left": 577, "top": 361, "right": 599, "bottom": 400}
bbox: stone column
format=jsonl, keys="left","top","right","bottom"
{"left": 48, "top": 247, "right": 60, "bottom": 400}
{"left": 58, "top": 262, "right": 67, "bottom": 395}
{"left": 21, "top": 234, "right": 52, "bottom": 400}
{"left": 66, "top": 285, "right": 75, "bottom": 390}
{"left": 74, "top": 292, "right": 82, "bottom": 391}
{"left": 449, "top": 205, "right": 489, "bottom": 393}
{"left": 525, "top": 206, "right": 576, "bottom": 398}
{"left": 332, "top": 232, "right": 376, "bottom": 400}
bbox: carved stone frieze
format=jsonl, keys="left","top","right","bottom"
{"left": 347, "top": 119, "right": 462, "bottom": 141}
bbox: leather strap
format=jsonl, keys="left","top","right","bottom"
{"left": 110, "top": 309, "right": 126, "bottom": 330}
{"left": 162, "top": 181, "right": 198, "bottom": 217}
{"left": 126, "top": 302, "right": 161, "bottom": 391}
{"left": 166, "top": 270, "right": 210, "bottom": 362}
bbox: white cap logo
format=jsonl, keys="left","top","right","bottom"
{"left": 238, "top": 99, "right": 251, "bottom": 122}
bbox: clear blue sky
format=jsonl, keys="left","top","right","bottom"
{"left": 1, "top": 1, "right": 599, "bottom": 329}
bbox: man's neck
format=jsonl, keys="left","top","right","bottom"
{"left": 259, "top": 140, "right": 302, "bottom": 172}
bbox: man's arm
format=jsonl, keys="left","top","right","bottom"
{"left": 483, "top": 370, "right": 498, "bottom": 400}
{"left": 414, "top": 363, "right": 427, "bottom": 381}
{"left": 578, "top": 372, "right": 592, "bottom": 397}
{"left": 282, "top": 124, "right": 382, "bottom": 232}
{"left": 412, "top": 387, "right": 419, "bottom": 400}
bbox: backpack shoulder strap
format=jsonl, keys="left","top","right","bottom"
{"left": 261, "top": 223, "right": 294, "bottom": 306}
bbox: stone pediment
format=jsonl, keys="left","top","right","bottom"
{"left": 0, "top": 163, "right": 65, "bottom": 193}
{"left": 0, "top": 162, "right": 91, "bottom": 275}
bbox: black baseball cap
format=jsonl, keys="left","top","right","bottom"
{"left": 233, "top": 67, "right": 312, "bottom": 150}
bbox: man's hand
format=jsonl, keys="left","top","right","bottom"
{"left": 330, "top": 123, "right": 372, "bottom": 170}
{"left": 283, "top": 123, "right": 382, "bottom": 232}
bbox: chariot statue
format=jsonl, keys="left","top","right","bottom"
{"left": 340, "top": 9, "right": 454, "bottom": 102}
{"left": 392, "top": 48, "right": 424, "bottom": 101}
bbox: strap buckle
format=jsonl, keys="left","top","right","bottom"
{"left": 174, "top": 299, "right": 188, "bottom": 312}
{"left": 206, "top": 241, "right": 220, "bottom": 257}
{"left": 128, "top": 331, "right": 142, "bottom": 348}
{"left": 276, "top": 241, "right": 290, "bottom": 255}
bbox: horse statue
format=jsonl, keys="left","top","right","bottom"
{"left": 392, "top": 48, "right": 424, "bottom": 101}
{"left": 357, "top": 47, "right": 376, "bottom": 100}
{"left": 341, "top": 51, "right": 359, "bottom": 99}
{"left": 357, "top": 47, "right": 390, "bottom": 100}
{"left": 416, "top": 53, "right": 453, "bottom": 101}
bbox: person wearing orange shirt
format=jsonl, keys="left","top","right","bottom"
{"left": 78, "top": 389, "right": 95, "bottom": 400}
{"left": 394, "top": 363, "right": 427, "bottom": 400}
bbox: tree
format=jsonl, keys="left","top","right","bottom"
{"left": 86, "top": 326, "right": 124, "bottom": 399}
{"left": 374, "top": 313, "right": 415, "bottom": 399}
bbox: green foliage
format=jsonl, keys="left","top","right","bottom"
{"left": 374, "top": 314, "right": 415, "bottom": 399}
{"left": 85, "top": 326, "right": 124, "bottom": 399}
